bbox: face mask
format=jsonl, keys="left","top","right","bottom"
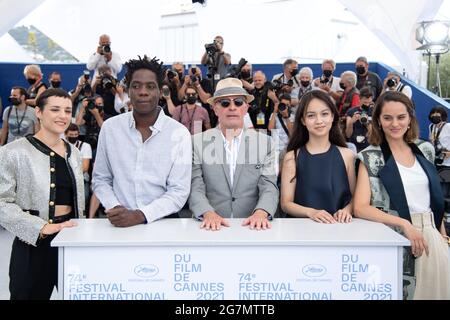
{"left": 323, "top": 70, "right": 332, "bottom": 78}
{"left": 301, "top": 80, "right": 310, "bottom": 87}
{"left": 356, "top": 66, "right": 366, "bottom": 75}
{"left": 431, "top": 116, "right": 442, "bottom": 124}
{"left": 186, "top": 96, "right": 197, "bottom": 105}
{"left": 27, "top": 78, "right": 37, "bottom": 85}
{"left": 51, "top": 81, "right": 61, "bottom": 88}
{"left": 67, "top": 137, "right": 78, "bottom": 144}
{"left": 8, "top": 97, "right": 21, "bottom": 105}
{"left": 361, "top": 104, "right": 371, "bottom": 110}
{"left": 290, "top": 69, "right": 298, "bottom": 77}
{"left": 240, "top": 71, "right": 250, "bottom": 79}
{"left": 339, "top": 82, "right": 346, "bottom": 90}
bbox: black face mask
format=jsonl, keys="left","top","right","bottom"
{"left": 361, "top": 104, "right": 371, "bottom": 110}
{"left": 8, "top": 97, "right": 21, "bottom": 105}
{"left": 431, "top": 116, "right": 442, "bottom": 124}
{"left": 240, "top": 71, "right": 250, "bottom": 79}
{"left": 339, "top": 82, "right": 346, "bottom": 90}
{"left": 67, "top": 137, "right": 78, "bottom": 144}
{"left": 27, "top": 78, "right": 37, "bottom": 85}
{"left": 356, "top": 66, "right": 366, "bottom": 75}
{"left": 290, "top": 69, "right": 298, "bottom": 77}
{"left": 186, "top": 96, "right": 197, "bottom": 105}
{"left": 301, "top": 80, "right": 310, "bottom": 87}
{"left": 51, "top": 81, "right": 61, "bottom": 88}
{"left": 323, "top": 70, "right": 332, "bottom": 78}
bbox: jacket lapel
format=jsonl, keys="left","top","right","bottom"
{"left": 414, "top": 152, "right": 445, "bottom": 227}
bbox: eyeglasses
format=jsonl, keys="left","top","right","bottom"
{"left": 217, "top": 98, "right": 245, "bottom": 108}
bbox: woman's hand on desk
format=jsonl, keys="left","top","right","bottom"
{"left": 40, "top": 220, "right": 77, "bottom": 238}
{"left": 307, "top": 209, "right": 336, "bottom": 224}
{"left": 334, "top": 207, "right": 352, "bottom": 223}
{"left": 200, "top": 211, "right": 230, "bottom": 231}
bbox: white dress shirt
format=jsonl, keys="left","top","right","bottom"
{"left": 92, "top": 109, "right": 192, "bottom": 223}
{"left": 87, "top": 51, "right": 122, "bottom": 79}
{"left": 220, "top": 128, "right": 243, "bottom": 186}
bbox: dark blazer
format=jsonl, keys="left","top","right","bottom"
{"left": 378, "top": 140, "right": 445, "bottom": 228}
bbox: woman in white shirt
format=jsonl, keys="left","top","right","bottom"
{"left": 354, "top": 91, "right": 449, "bottom": 300}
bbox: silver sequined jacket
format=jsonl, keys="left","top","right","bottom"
{"left": 0, "top": 137, "right": 85, "bottom": 246}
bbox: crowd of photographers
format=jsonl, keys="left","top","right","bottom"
{"left": 0, "top": 33, "right": 426, "bottom": 218}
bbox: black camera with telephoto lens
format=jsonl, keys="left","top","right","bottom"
{"left": 101, "top": 75, "right": 116, "bottom": 90}
{"left": 225, "top": 58, "right": 248, "bottom": 79}
{"left": 83, "top": 70, "right": 90, "bottom": 81}
{"left": 167, "top": 70, "right": 177, "bottom": 80}
{"left": 387, "top": 78, "right": 397, "bottom": 88}
{"left": 102, "top": 44, "right": 111, "bottom": 54}
{"left": 360, "top": 112, "right": 369, "bottom": 124}
{"left": 278, "top": 103, "right": 287, "bottom": 112}
{"left": 86, "top": 97, "right": 96, "bottom": 110}
{"left": 205, "top": 43, "right": 217, "bottom": 55}
{"left": 320, "top": 77, "right": 329, "bottom": 84}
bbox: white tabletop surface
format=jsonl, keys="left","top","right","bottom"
{"left": 52, "top": 218, "right": 409, "bottom": 247}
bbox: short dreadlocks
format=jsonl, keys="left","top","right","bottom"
{"left": 124, "top": 55, "right": 166, "bottom": 89}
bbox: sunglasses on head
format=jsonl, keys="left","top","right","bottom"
{"left": 217, "top": 97, "right": 245, "bottom": 108}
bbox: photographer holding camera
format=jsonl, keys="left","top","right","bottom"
{"left": 382, "top": 71, "right": 412, "bottom": 99}
{"left": 75, "top": 95, "right": 104, "bottom": 151}
{"left": 248, "top": 71, "right": 278, "bottom": 130}
{"left": 345, "top": 86, "right": 373, "bottom": 152}
{"left": 177, "top": 65, "right": 215, "bottom": 125}
{"left": 201, "top": 35, "right": 231, "bottom": 90}
{"left": 312, "top": 59, "right": 343, "bottom": 101}
{"left": 87, "top": 34, "right": 122, "bottom": 80}
{"left": 428, "top": 106, "right": 450, "bottom": 168}
{"left": 92, "top": 65, "right": 119, "bottom": 119}
{"left": 268, "top": 93, "right": 294, "bottom": 163}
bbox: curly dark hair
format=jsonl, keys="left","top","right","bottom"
{"left": 124, "top": 55, "right": 166, "bottom": 89}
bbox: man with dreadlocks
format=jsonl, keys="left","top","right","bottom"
{"left": 92, "top": 55, "right": 192, "bottom": 227}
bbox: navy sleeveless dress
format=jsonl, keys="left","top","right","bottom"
{"left": 289, "top": 144, "right": 352, "bottom": 216}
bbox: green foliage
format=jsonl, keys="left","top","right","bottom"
{"left": 427, "top": 51, "right": 450, "bottom": 98}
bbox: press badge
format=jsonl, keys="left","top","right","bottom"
{"left": 256, "top": 112, "right": 265, "bottom": 125}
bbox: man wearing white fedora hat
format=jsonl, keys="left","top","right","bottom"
{"left": 189, "top": 78, "right": 279, "bottom": 231}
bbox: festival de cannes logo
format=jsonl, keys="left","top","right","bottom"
{"left": 134, "top": 264, "right": 159, "bottom": 278}
{"left": 302, "top": 264, "right": 327, "bottom": 278}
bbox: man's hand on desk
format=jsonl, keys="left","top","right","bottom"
{"left": 242, "top": 209, "right": 271, "bottom": 230}
{"left": 200, "top": 211, "right": 230, "bottom": 231}
{"left": 106, "top": 206, "right": 146, "bottom": 227}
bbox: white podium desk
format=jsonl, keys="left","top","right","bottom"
{"left": 52, "top": 218, "right": 409, "bottom": 300}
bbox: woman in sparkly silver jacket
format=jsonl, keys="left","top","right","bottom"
{"left": 0, "top": 88, "right": 84, "bottom": 300}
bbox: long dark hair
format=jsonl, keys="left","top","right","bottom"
{"left": 287, "top": 90, "right": 346, "bottom": 154}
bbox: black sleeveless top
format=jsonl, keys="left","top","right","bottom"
{"left": 292, "top": 144, "right": 351, "bottom": 215}
{"left": 54, "top": 153, "right": 74, "bottom": 206}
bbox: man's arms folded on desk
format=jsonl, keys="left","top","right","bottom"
{"left": 199, "top": 209, "right": 271, "bottom": 231}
